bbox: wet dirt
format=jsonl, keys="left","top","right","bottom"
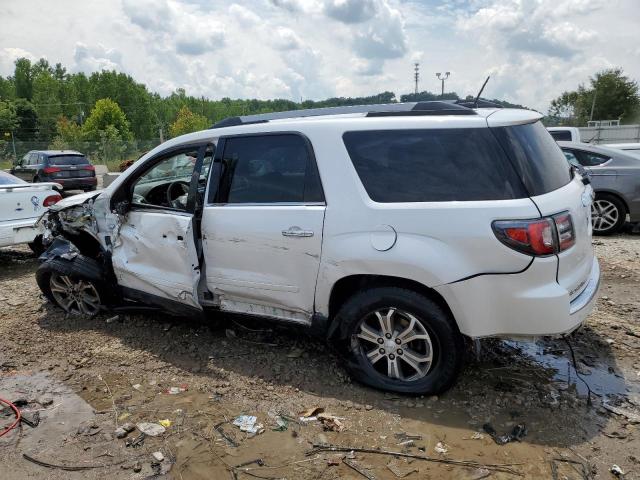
{"left": 1, "top": 232, "right": 639, "bottom": 479}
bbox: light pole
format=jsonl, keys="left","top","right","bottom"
{"left": 436, "top": 72, "right": 450, "bottom": 97}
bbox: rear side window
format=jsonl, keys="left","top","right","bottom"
{"left": 343, "top": 129, "right": 527, "bottom": 202}
{"left": 576, "top": 150, "right": 610, "bottom": 167}
{"left": 217, "top": 134, "right": 323, "bottom": 204}
{"left": 493, "top": 122, "right": 572, "bottom": 196}
{"left": 49, "top": 155, "right": 89, "bottom": 166}
{"left": 549, "top": 130, "right": 572, "bottom": 141}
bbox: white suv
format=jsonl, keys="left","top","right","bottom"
{"left": 36, "top": 102, "right": 600, "bottom": 394}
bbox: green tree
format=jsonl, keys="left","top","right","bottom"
{"left": 32, "top": 70, "right": 62, "bottom": 140}
{"left": 50, "top": 117, "right": 84, "bottom": 151}
{"left": 13, "top": 99, "right": 38, "bottom": 140}
{"left": 549, "top": 68, "right": 640, "bottom": 125}
{"left": 168, "top": 106, "right": 209, "bottom": 138}
{"left": 0, "top": 100, "right": 18, "bottom": 134}
{"left": 82, "top": 98, "right": 132, "bottom": 141}
{"left": 14, "top": 58, "right": 33, "bottom": 100}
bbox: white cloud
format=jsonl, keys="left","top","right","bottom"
{"left": 323, "top": 0, "right": 377, "bottom": 23}
{"left": 0, "top": 0, "right": 637, "bottom": 112}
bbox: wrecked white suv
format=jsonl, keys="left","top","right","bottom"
{"left": 36, "top": 101, "right": 600, "bottom": 394}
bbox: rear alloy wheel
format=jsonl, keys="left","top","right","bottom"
{"left": 49, "top": 273, "right": 101, "bottom": 316}
{"left": 337, "top": 287, "right": 463, "bottom": 394}
{"left": 357, "top": 308, "right": 433, "bottom": 381}
{"left": 591, "top": 194, "right": 625, "bottom": 235}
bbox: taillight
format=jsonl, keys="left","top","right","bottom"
{"left": 43, "top": 166, "right": 61, "bottom": 174}
{"left": 43, "top": 194, "right": 62, "bottom": 207}
{"left": 493, "top": 211, "right": 575, "bottom": 257}
{"left": 83, "top": 165, "right": 95, "bottom": 171}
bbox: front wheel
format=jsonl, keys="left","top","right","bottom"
{"left": 592, "top": 194, "right": 626, "bottom": 235}
{"left": 36, "top": 255, "right": 106, "bottom": 316}
{"left": 336, "top": 287, "right": 464, "bottom": 394}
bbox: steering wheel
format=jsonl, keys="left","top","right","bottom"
{"left": 166, "top": 181, "right": 190, "bottom": 207}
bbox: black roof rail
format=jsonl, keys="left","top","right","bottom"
{"left": 210, "top": 101, "right": 476, "bottom": 129}
{"left": 455, "top": 98, "right": 503, "bottom": 109}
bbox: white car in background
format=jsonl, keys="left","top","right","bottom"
{"left": 0, "top": 170, "right": 61, "bottom": 253}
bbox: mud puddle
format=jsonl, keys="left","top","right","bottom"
{"left": 508, "top": 340, "right": 640, "bottom": 398}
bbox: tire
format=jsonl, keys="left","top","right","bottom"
{"left": 28, "top": 235, "right": 45, "bottom": 256}
{"left": 336, "top": 287, "right": 464, "bottom": 395}
{"left": 592, "top": 193, "right": 626, "bottom": 236}
{"left": 36, "top": 254, "right": 106, "bottom": 316}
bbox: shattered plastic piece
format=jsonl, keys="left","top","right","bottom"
{"left": 483, "top": 423, "right": 527, "bottom": 445}
{"left": 159, "top": 419, "right": 172, "bottom": 428}
{"left": 137, "top": 422, "right": 166, "bottom": 436}
{"left": 470, "top": 468, "right": 491, "bottom": 480}
{"left": 317, "top": 413, "right": 346, "bottom": 432}
{"left": 233, "top": 415, "right": 264, "bottom": 434}
{"left": 273, "top": 416, "right": 288, "bottom": 431}
{"left": 387, "top": 459, "right": 418, "bottom": 478}
{"left": 611, "top": 465, "right": 624, "bottom": 477}
{"left": 470, "top": 432, "right": 484, "bottom": 440}
{"left": 300, "top": 406, "right": 324, "bottom": 418}
{"left": 434, "top": 442, "right": 449, "bottom": 454}
{"left": 152, "top": 452, "right": 164, "bottom": 462}
{"left": 165, "top": 384, "right": 188, "bottom": 395}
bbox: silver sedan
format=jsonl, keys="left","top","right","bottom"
{"left": 559, "top": 141, "right": 640, "bottom": 235}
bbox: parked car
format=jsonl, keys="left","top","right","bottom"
{"left": 558, "top": 141, "right": 640, "bottom": 235}
{"left": 547, "top": 126, "right": 582, "bottom": 142}
{"left": 35, "top": 102, "right": 600, "bottom": 394}
{"left": 10, "top": 150, "right": 97, "bottom": 192}
{"left": 0, "top": 170, "right": 61, "bottom": 253}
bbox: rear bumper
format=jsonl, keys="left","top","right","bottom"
{"left": 0, "top": 218, "right": 40, "bottom": 248}
{"left": 435, "top": 256, "right": 600, "bottom": 339}
{"left": 44, "top": 176, "right": 97, "bottom": 190}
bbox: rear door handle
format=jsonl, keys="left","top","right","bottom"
{"left": 282, "top": 226, "right": 314, "bottom": 237}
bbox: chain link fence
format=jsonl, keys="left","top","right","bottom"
{"left": 0, "top": 139, "right": 161, "bottom": 172}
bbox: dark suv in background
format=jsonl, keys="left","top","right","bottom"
{"left": 11, "top": 150, "right": 97, "bottom": 192}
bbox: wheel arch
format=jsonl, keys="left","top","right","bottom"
{"left": 325, "top": 274, "right": 459, "bottom": 339}
{"left": 594, "top": 189, "right": 629, "bottom": 214}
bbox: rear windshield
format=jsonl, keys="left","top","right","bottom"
{"left": 343, "top": 128, "right": 528, "bottom": 202}
{"left": 493, "top": 122, "right": 572, "bottom": 196}
{"left": 49, "top": 154, "right": 89, "bottom": 166}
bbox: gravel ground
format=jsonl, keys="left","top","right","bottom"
{"left": 1, "top": 232, "right": 639, "bottom": 479}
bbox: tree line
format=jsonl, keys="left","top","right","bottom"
{"left": 1, "top": 56, "right": 637, "bottom": 163}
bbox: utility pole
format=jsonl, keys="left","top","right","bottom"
{"left": 436, "top": 72, "right": 450, "bottom": 96}
{"left": 159, "top": 127, "right": 164, "bottom": 144}
{"left": 414, "top": 63, "right": 420, "bottom": 95}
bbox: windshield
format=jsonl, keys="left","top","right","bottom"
{"left": 49, "top": 154, "right": 89, "bottom": 166}
{"left": 0, "top": 171, "right": 27, "bottom": 185}
{"left": 493, "top": 121, "right": 572, "bottom": 196}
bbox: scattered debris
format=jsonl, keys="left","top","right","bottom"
{"left": 137, "top": 422, "right": 165, "bottom": 436}
{"left": 105, "top": 315, "right": 119, "bottom": 324}
{"left": 469, "top": 468, "right": 491, "bottom": 480}
{"left": 114, "top": 427, "right": 128, "bottom": 439}
{"left": 434, "top": 442, "right": 449, "bottom": 454}
{"left": 387, "top": 459, "right": 418, "bottom": 478}
{"left": 159, "top": 419, "right": 172, "bottom": 428}
{"left": 20, "top": 410, "right": 40, "bottom": 428}
{"left": 132, "top": 384, "right": 142, "bottom": 391}
{"left": 318, "top": 413, "right": 346, "bottom": 432}
{"left": 272, "top": 416, "right": 288, "bottom": 431}
{"left": 22, "top": 453, "right": 121, "bottom": 472}
{"left": 611, "top": 464, "right": 624, "bottom": 477}
{"left": 343, "top": 457, "right": 376, "bottom": 480}
{"left": 308, "top": 444, "right": 523, "bottom": 475}
{"left": 152, "top": 451, "right": 164, "bottom": 462}
{"left": 214, "top": 421, "right": 239, "bottom": 447}
{"left": 394, "top": 432, "right": 423, "bottom": 442}
{"left": 483, "top": 423, "right": 527, "bottom": 445}
{"left": 125, "top": 432, "right": 146, "bottom": 448}
{"left": 233, "top": 415, "right": 264, "bottom": 435}
{"left": 165, "top": 384, "right": 188, "bottom": 395}
{"left": 602, "top": 403, "right": 640, "bottom": 424}
{"left": 300, "top": 406, "right": 324, "bottom": 419}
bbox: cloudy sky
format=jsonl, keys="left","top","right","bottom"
{"left": 2, "top": 0, "right": 639, "bottom": 111}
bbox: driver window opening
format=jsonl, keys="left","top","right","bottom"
{"left": 131, "top": 151, "right": 212, "bottom": 210}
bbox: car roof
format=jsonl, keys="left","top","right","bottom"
{"left": 29, "top": 150, "right": 85, "bottom": 156}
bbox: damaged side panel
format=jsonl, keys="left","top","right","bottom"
{"left": 110, "top": 210, "right": 202, "bottom": 310}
